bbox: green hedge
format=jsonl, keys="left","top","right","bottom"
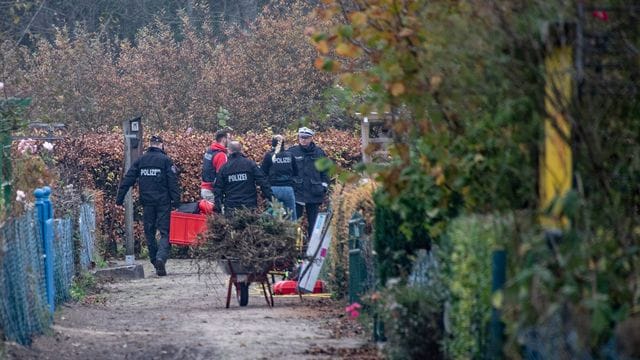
{"left": 379, "top": 284, "right": 446, "bottom": 359}
{"left": 444, "top": 214, "right": 511, "bottom": 359}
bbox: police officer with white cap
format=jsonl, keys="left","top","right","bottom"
{"left": 116, "top": 135, "right": 181, "bottom": 276}
{"left": 288, "top": 127, "right": 330, "bottom": 237}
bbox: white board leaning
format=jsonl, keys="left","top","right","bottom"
{"left": 298, "top": 212, "right": 332, "bottom": 293}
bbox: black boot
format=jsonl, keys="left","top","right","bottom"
{"left": 155, "top": 259, "right": 166, "bottom": 276}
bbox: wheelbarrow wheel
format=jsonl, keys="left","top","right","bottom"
{"left": 236, "top": 282, "right": 249, "bottom": 307}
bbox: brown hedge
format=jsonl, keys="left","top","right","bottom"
{"left": 54, "top": 129, "right": 360, "bottom": 256}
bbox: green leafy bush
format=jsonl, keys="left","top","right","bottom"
{"left": 69, "top": 273, "right": 98, "bottom": 302}
{"left": 372, "top": 142, "right": 464, "bottom": 286}
{"left": 314, "top": 1, "right": 640, "bottom": 357}
{"left": 377, "top": 283, "right": 446, "bottom": 360}
{"left": 505, "top": 199, "right": 639, "bottom": 355}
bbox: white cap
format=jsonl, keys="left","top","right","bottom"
{"left": 298, "top": 127, "right": 315, "bottom": 136}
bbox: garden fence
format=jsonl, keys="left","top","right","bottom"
{"left": 347, "top": 211, "right": 369, "bottom": 304}
{"left": 0, "top": 187, "right": 96, "bottom": 345}
{"left": 348, "top": 211, "right": 385, "bottom": 341}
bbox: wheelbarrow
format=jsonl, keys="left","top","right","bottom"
{"left": 219, "top": 259, "right": 274, "bottom": 308}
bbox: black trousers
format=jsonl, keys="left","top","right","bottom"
{"left": 296, "top": 202, "right": 321, "bottom": 238}
{"left": 142, "top": 204, "right": 171, "bottom": 264}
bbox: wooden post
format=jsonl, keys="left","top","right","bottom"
{"left": 122, "top": 117, "right": 142, "bottom": 258}
{"left": 361, "top": 115, "right": 371, "bottom": 164}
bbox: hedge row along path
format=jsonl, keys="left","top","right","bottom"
{"left": 4, "top": 260, "right": 378, "bottom": 359}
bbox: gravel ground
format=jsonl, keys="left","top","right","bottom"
{"left": 3, "top": 259, "right": 379, "bottom": 359}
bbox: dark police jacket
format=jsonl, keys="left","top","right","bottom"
{"left": 116, "top": 147, "right": 181, "bottom": 206}
{"left": 288, "top": 142, "right": 330, "bottom": 204}
{"left": 214, "top": 152, "right": 273, "bottom": 211}
{"left": 260, "top": 149, "right": 298, "bottom": 187}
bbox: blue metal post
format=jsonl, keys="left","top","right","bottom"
{"left": 34, "top": 186, "right": 55, "bottom": 313}
{"left": 489, "top": 249, "right": 506, "bottom": 359}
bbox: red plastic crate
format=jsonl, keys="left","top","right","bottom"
{"left": 169, "top": 211, "right": 208, "bottom": 246}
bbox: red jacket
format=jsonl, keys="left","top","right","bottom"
{"left": 200, "top": 142, "right": 228, "bottom": 190}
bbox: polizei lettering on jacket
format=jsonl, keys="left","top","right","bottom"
{"left": 228, "top": 173, "right": 248, "bottom": 182}
{"left": 273, "top": 157, "right": 292, "bottom": 164}
{"left": 140, "top": 168, "right": 162, "bottom": 176}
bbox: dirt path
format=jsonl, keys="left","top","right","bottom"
{"left": 4, "top": 260, "right": 378, "bottom": 359}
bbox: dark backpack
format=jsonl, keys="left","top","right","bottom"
{"left": 201, "top": 148, "right": 221, "bottom": 183}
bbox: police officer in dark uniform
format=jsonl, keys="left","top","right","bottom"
{"left": 214, "top": 141, "right": 273, "bottom": 214}
{"left": 288, "top": 127, "right": 330, "bottom": 237}
{"left": 116, "top": 135, "right": 181, "bottom": 276}
{"left": 260, "top": 134, "right": 298, "bottom": 220}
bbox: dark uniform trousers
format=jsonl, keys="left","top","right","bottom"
{"left": 296, "top": 203, "right": 320, "bottom": 237}
{"left": 143, "top": 204, "right": 172, "bottom": 264}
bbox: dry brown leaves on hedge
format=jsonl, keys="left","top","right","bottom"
{"left": 191, "top": 209, "right": 299, "bottom": 275}
{"left": 53, "top": 129, "right": 359, "bottom": 258}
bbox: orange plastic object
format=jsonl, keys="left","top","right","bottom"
{"left": 169, "top": 211, "right": 208, "bottom": 246}
{"left": 273, "top": 280, "right": 325, "bottom": 295}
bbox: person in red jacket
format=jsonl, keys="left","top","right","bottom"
{"left": 201, "top": 130, "right": 229, "bottom": 203}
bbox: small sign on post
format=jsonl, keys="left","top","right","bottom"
{"left": 122, "top": 117, "right": 143, "bottom": 261}
{"left": 356, "top": 112, "right": 392, "bottom": 164}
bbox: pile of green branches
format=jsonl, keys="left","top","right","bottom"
{"left": 191, "top": 209, "right": 299, "bottom": 275}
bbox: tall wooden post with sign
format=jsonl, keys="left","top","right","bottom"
{"left": 122, "top": 117, "right": 143, "bottom": 259}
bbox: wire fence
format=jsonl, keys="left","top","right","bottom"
{"left": 78, "top": 203, "right": 96, "bottom": 271}
{"left": 0, "top": 209, "right": 49, "bottom": 345}
{"left": 53, "top": 219, "right": 74, "bottom": 305}
{"left": 0, "top": 198, "right": 96, "bottom": 345}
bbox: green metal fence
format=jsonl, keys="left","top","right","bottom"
{"left": 347, "top": 211, "right": 386, "bottom": 342}
{"left": 348, "top": 212, "right": 368, "bottom": 304}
